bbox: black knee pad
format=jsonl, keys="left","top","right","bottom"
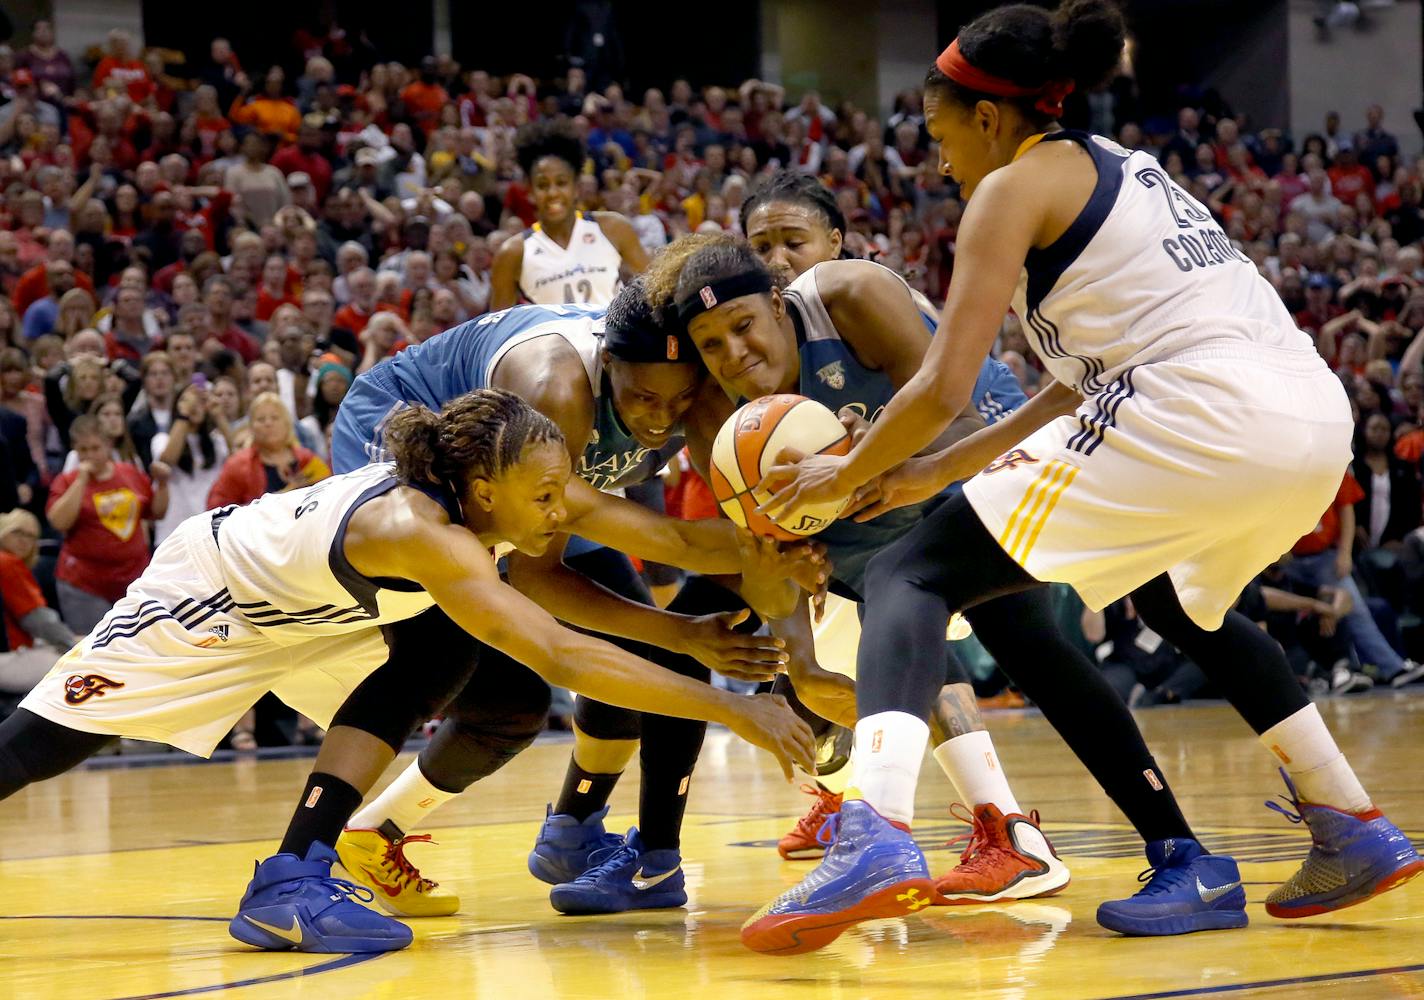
{"left": 574, "top": 695, "right": 643, "bottom": 741}
{"left": 418, "top": 714, "right": 543, "bottom": 791}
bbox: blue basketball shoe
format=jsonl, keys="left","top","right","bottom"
{"left": 548, "top": 827, "right": 687, "bottom": 915}
{"left": 528, "top": 803, "right": 625, "bottom": 885}
{"left": 1264, "top": 768, "right": 1424, "bottom": 918}
{"left": 229, "top": 842, "right": 413, "bottom": 953}
{"left": 1096, "top": 838, "right": 1247, "bottom": 936}
{"left": 741, "top": 799, "right": 936, "bottom": 955}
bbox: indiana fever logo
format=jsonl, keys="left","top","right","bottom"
{"left": 984, "top": 448, "right": 1038, "bottom": 475}
{"left": 64, "top": 673, "right": 125, "bottom": 704}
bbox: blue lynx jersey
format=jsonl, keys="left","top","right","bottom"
{"left": 780, "top": 263, "right": 1028, "bottom": 597}
{"left": 331, "top": 304, "right": 682, "bottom": 491}
{"left": 1011, "top": 130, "right": 1311, "bottom": 396}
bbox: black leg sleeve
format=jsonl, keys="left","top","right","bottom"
{"left": 1129, "top": 574, "right": 1310, "bottom": 734}
{"left": 0, "top": 709, "right": 114, "bottom": 800}
{"left": 417, "top": 646, "right": 552, "bottom": 793}
{"left": 857, "top": 492, "right": 1039, "bottom": 719}
{"left": 329, "top": 606, "right": 481, "bottom": 751}
{"left": 965, "top": 591, "right": 1196, "bottom": 843}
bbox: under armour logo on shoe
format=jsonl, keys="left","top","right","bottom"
{"left": 896, "top": 888, "right": 931, "bottom": 911}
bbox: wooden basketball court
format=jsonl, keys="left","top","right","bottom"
{"left": 3, "top": 693, "right": 1422, "bottom": 1000}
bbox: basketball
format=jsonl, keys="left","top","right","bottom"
{"left": 708, "top": 394, "right": 852, "bottom": 540}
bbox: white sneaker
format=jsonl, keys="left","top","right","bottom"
{"left": 1389, "top": 660, "right": 1424, "bottom": 688}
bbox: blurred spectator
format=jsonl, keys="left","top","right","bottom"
{"left": 45, "top": 415, "right": 168, "bottom": 632}
{"left": 149, "top": 382, "right": 230, "bottom": 542}
{"left": 1285, "top": 473, "right": 1424, "bottom": 687}
{"left": 207, "top": 391, "right": 329, "bottom": 508}
{"left": 298, "top": 360, "right": 350, "bottom": 463}
{"left": 0, "top": 508, "right": 73, "bottom": 651}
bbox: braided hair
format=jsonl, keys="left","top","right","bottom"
{"left": 384, "top": 389, "right": 564, "bottom": 498}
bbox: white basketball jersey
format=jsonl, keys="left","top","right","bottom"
{"left": 212, "top": 463, "right": 437, "bottom": 644}
{"left": 1014, "top": 131, "right": 1312, "bottom": 396}
{"left": 519, "top": 214, "right": 624, "bottom": 306}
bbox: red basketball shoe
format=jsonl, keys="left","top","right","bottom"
{"left": 933, "top": 803, "right": 1071, "bottom": 904}
{"left": 778, "top": 785, "right": 843, "bottom": 860}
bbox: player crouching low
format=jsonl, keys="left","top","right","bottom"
{"left": 0, "top": 389, "right": 815, "bottom": 953}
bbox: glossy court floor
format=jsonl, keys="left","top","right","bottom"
{"left": 2, "top": 693, "right": 1422, "bottom": 1000}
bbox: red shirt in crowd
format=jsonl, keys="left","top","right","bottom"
{"left": 270, "top": 145, "right": 334, "bottom": 201}
{"left": 256, "top": 287, "right": 300, "bottom": 321}
{"left": 46, "top": 463, "right": 154, "bottom": 603}
{"left": 1292, "top": 473, "right": 1364, "bottom": 556}
{"left": 1328, "top": 163, "right": 1375, "bottom": 205}
{"left": 13, "top": 263, "right": 96, "bottom": 316}
{"left": 91, "top": 57, "right": 152, "bottom": 103}
{"left": 0, "top": 550, "right": 46, "bottom": 649}
{"left": 208, "top": 324, "right": 262, "bottom": 363}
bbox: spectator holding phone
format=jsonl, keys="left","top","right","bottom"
{"left": 149, "top": 381, "right": 228, "bottom": 542}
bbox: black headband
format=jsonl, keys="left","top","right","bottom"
{"left": 675, "top": 272, "right": 775, "bottom": 323}
{"left": 602, "top": 316, "right": 697, "bottom": 364}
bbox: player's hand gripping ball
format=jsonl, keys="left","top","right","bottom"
{"left": 710, "top": 394, "right": 851, "bottom": 540}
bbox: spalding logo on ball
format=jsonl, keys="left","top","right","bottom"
{"left": 709, "top": 394, "right": 851, "bottom": 540}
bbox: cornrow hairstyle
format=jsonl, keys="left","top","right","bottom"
{"left": 385, "top": 389, "right": 565, "bottom": 498}
{"left": 515, "top": 118, "right": 586, "bottom": 178}
{"left": 925, "top": 0, "right": 1126, "bottom": 126}
{"left": 739, "top": 169, "right": 847, "bottom": 240}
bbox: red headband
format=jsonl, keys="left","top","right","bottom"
{"left": 935, "top": 38, "right": 1075, "bottom": 118}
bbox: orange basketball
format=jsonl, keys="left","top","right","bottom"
{"left": 709, "top": 394, "right": 851, "bottom": 540}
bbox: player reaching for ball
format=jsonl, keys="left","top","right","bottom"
{"left": 655, "top": 231, "right": 1250, "bottom": 921}
{"left": 247, "top": 288, "right": 823, "bottom": 936}
{"left": 0, "top": 389, "right": 814, "bottom": 954}
{"left": 752, "top": 0, "right": 1422, "bottom": 952}
{"left": 738, "top": 169, "right": 1046, "bottom": 871}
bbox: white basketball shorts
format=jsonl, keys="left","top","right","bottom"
{"left": 21, "top": 515, "right": 389, "bottom": 756}
{"left": 963, "top": 343, "right": 1353, "bottom": 630}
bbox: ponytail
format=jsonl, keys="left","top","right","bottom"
{"left": 926, "top": 0, "right": 1126, "bottom": 124}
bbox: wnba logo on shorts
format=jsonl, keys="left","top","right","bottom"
{"left": 1144, "top": 768, "right": 1164, "bottom": 791}
{"left": 63, "top": 673, "right": 125, "bottom": 705}
{"left": 985, "top": 449, "right": 1038, "bottom": 475}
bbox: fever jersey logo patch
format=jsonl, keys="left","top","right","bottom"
{"left": 816, "top": 361, "right": 845, "bottom": 390}
{"left": 984, "top": 448, "right": 1039, "bottom": 475}
{"left": 64, "top": 673, "right": 125, "bottom": 704}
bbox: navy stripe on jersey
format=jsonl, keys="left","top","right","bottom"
{"left": 1023, "top": 131, "right": 1127, "bottom": 315}
{"left": 1027, "top": 307, "right": 1105, "bottom": 392}
{"left": 1067, "top": 369, "right": 1136, "bottom": 456}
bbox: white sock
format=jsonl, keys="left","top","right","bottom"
{"left": 349, "top": 761, "right": 461, "bottom": 835}
{"left": 849, "top": 711, "right": 929, "bottom": 825}
{"left": 932, "top": 731, "right": 1022, "bottom": 815}
{"left": 1259, "top": 704, "right": 1371, "bottom": 812}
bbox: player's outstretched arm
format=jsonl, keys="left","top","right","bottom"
{"left": 374, "top": 519, "right": 816, "bottom": 779}
{"left": 562, "top": 476, "right": 827, "bottom": 604}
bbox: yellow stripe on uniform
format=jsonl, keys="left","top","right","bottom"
{"left": 998, "top": 461, "right": 1068, "bottom": 558}
{"left": 1018, "top": 464, "right": 1078, "bottom": 562}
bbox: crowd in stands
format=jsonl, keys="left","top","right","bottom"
{"left": 0, "top": 21, "right": 1420, "bottom": 749}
